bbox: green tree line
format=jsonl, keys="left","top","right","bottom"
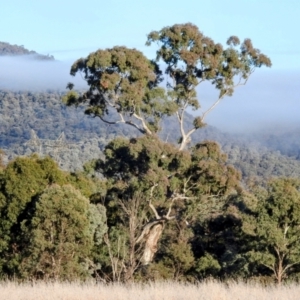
{"left": 1, "top": 145, "right": 300, "bottom": 284}
{"left": 1, "top": 23, "right": 300, "bottom": 285}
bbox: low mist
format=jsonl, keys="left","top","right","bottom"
{"left": 0, "top": 56, "right": 86, "bottom": 91}
{"left": 194, "top": 70, "right": 300, "bottom": 134}
{"left": 0, "top": 55, "right": 299, "bottom": 134}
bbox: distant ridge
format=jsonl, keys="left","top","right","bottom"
{"left": 0, "top": 41, "right": 55, "bottom": 61}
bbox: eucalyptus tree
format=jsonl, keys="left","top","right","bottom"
{"left": 63, "top": 23, "right": 271, "bottom": 281}
{"left": 146, "top": 23, "right": 271, "bottom": 149}
{"left": 64, "top": 23, "right": 271, "bottom": 150}
{"left": 63, "top": 46, "right": 171, "bottom": 135}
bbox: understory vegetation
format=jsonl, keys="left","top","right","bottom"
{"left": 1, "top": 23, "right": 300, "bottom": 287}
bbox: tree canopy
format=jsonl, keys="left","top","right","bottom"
{"left": 91, "top": 135, "right": 241, "bottom": 281}
{"left": 0, "top": 155, "right": 106, "bottom": 279}
{"left": 61, "top": 22, "right": 272, "bottom": 282}
{"left": 64, "top": 46, "right": 168, "bottom": 135}
{"left": 65, "top": 23, "right": 271, "bottom": 150}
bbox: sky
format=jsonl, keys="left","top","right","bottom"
{"left": 1, "top": 0, "right": 300, "bottom": 132}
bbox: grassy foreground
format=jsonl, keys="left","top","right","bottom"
{"left": 1, "top": 280, "right": 300, "bottom": 300}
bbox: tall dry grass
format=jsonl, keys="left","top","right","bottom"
{"left": 0, "top": 280, "right": 300, "bottom": 300}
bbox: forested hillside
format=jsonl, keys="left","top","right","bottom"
{"left": 0, "top": 41, "right": 54, "bottom": 60}
{"left": 253, "top": 128, "right": 300, "bottom": 159}
{"left": 0, "top": 89, "right": 138, "bottom": 170}
{"left": 1, "top": 89, "right": 300, "bottom": 179}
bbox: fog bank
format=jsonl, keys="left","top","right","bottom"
{"left": 196, "top": 70, "right": 300, "bottom": 133}
{"left": 0, "top": 56, "right": 86, "bottom": 91}
{"left": 0, "top": 56, "right": 299, "bottom": 134}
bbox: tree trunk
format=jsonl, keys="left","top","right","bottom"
{"left": 141, "top": 222, "right": 164, "bottom": 265}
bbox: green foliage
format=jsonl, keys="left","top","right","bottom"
{"left": 65, "top": 23, "right": 271, "bottom": 150}
{"left": 87, "top": 203, "right": 108, "bottom": 277}
{"left": 154, "top": 222, "right": 195, "bottom": 281}
{"left": 146, "top": 23, "right": 271, "bottom": 143}
{"left": 189, "top": 199, "right": 248, "bottom": 280}
{"left": 146, "top": 22, "right": 272, "bottom": 81}
{"left": 245, "top": 178, "right": 300, "bottom": 283}
{"left": 193, "top": 117, "right": 206, "bottom": 129}
{"left": 88, "top": 204, "right": 107, "bottom": 247}
{"left": 21, "top": 184, "right": 93, "bottom": 280}
{"left": 99, "top": 136, "right": 240, "bottom": 208}
{"left": 65, "top": 46, "right": 170, "bottom": 135}
{"left": 0, "top": 155, "right": 67, "bottom": 275}
{"left": 195, "top": 253, "right": 221, "bottom": 278}
{"left": 0, "top": 154, "right": 107, "bottom": 279}
{"left": 94, "top": 135, "right": 242, "bottom": 281}
{"left": 66, "top": 171, "right": 106, "bottom": 198}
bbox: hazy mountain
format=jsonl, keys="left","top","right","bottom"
{"left": 0, "top": 41, "right": 54, "bottom": 61}
{"left": 0, "top": 43, "right": 299, "bottom": 178}
{"left": 1, "top": 89, "right": 300, "bottom": 181}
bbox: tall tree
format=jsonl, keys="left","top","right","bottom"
{"left": 65, "top": 23, "right": 271, "bottom": 150}
{"left": 146, "top": 23, "right": 272, "bottom": 150}
{"left": 62, "top": 23, "right": 271, "bottom": 281}
{"left": 63, "top": 47, "right": 170, "bottom": 135}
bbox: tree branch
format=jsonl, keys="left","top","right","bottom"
{"left": 165, "top": 198, "right": 176, "bottom": 220}
{"left": 148, "top": 184, "right": 161, "bottom": 220}
{"left": 149, "top": 201, "right": 161, "bottom": 220}
{"left": 97, "top": 114, "right": 148, "bottom": 135}
{"left": 132, "top": 113, "right": 153, "bottom": 135}
{"left": 201, "top": 91, "right": 228, "bottom": 123}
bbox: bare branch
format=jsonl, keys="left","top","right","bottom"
{"left": 165, "top": 192, "right": 195, "bottom": 220}
{"left": 97, "top": 114, "right": 148, "bottom": 135}
{"left": 132, "top": 113, "right": 153, "bottom": 135}
{"left": 183, "top": 175, "right": 193, "bottom": 194}
{"left": 149, "top": 202, "right": 161, "bottom": 220}
{"left": 118, "top": 199, "right": 130, "bottom": 215}
{"left": 201, "top": 91, "right": 228, "bottom": 123}
{"left": 165, "top": 198, "right": 176, "bottom": 219}
{"left": 262, "top": 263, "right": 275, "bottom": 273}
{"left": 282, "top": 261, "right": 300, "bottom": 274}
{"left": 148, "top": 184, "right": 161, "bottom": 220}
{"left": 98, "top": 115, "right": 125, "bottom": 126}
{"left": 201, "top": 73, "right": 252, "bottom": 124}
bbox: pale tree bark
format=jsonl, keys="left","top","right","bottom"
{"left": 140, "top": 222, "right": 164, "bottom": 265}
{"left": 98, "top": 112, "right": 153, "bottom": 136}
{"left": 177, "top": 75, "right": 251, "bottom": 151}
{"left": 136, "top": 186, "right": 188, "bottom": 266}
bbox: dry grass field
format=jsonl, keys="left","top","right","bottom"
{"left": 1, "top": 280, "right": 300, "bottom": 300}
